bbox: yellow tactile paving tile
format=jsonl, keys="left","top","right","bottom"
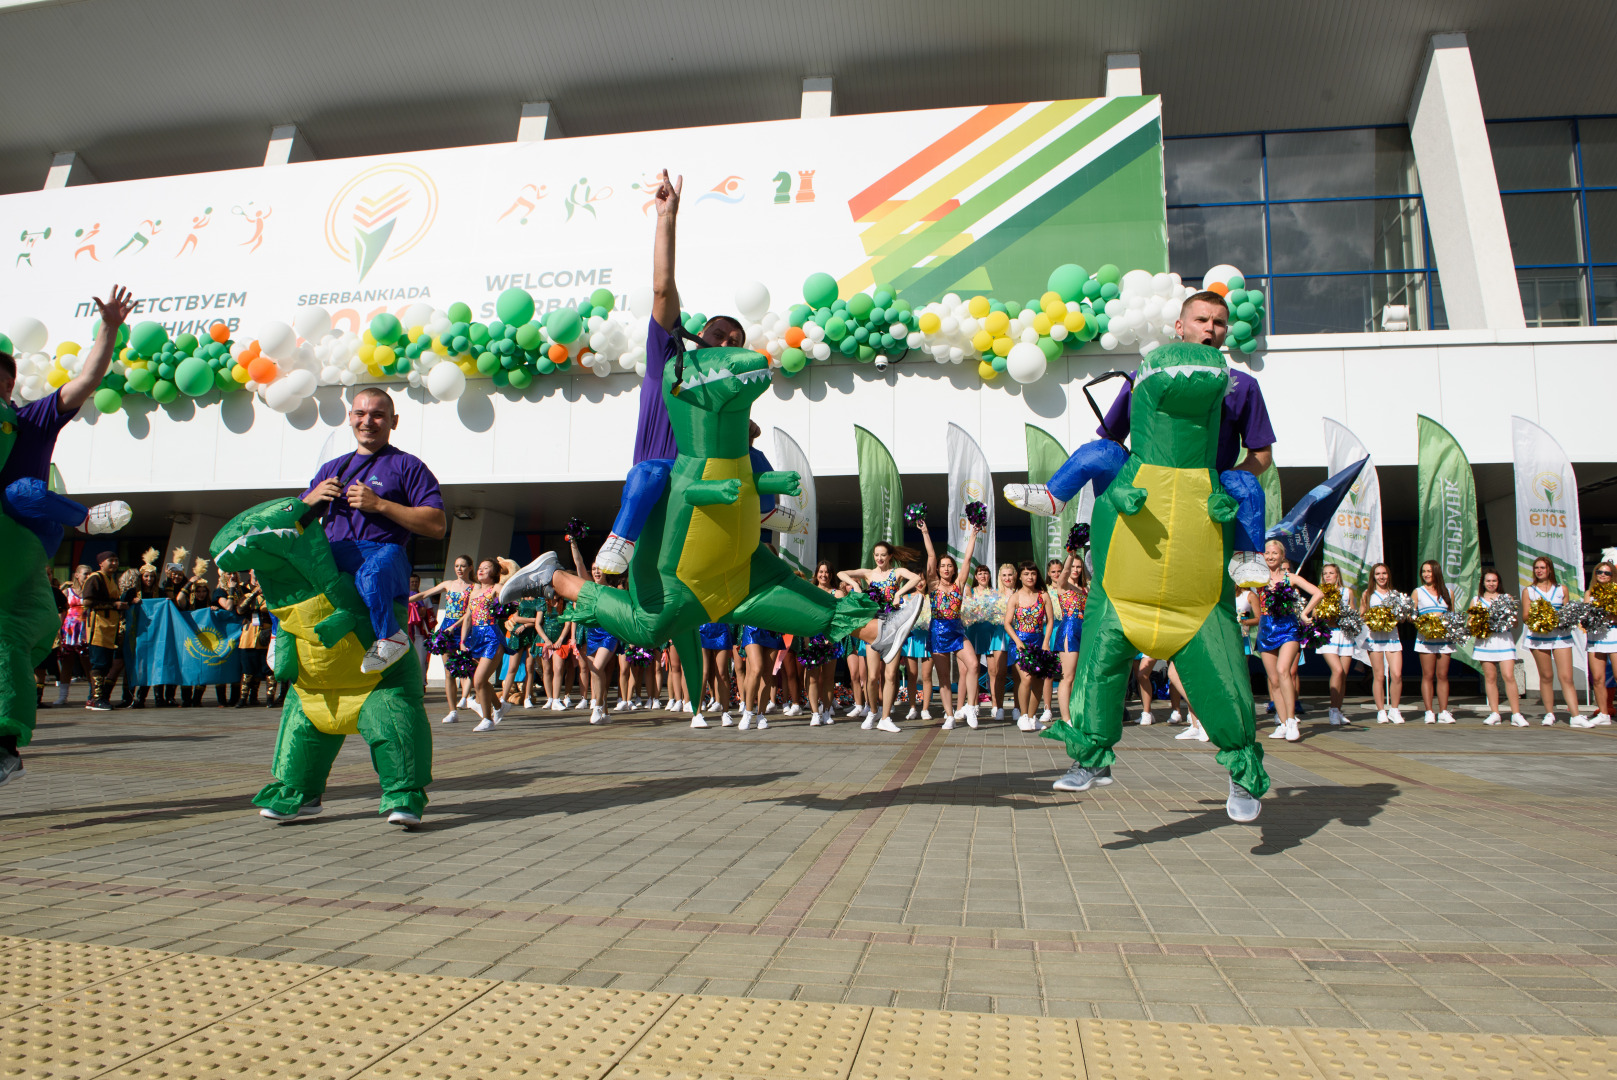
{"left": 1081, "top": 1019, "right": 1314, "bottom": 1080}
{"left": 0, "top": 935, "right": 165, "bottom": 1017}
{"left": 4, "top": 1002, "right": 213, "bottom": 1080}
{"left": 358, "top": 984, "right": 673, "bottom": 1080}
{"left": 1296, "top": 1028, "right": 1562, "bottom": 1079}
{"left": 851, "top": 1008, "right": 1083, "bottom": 1080}
{"left": 612, "top": 995, "right": 868, "bottom": 1080}
{"left": 52, "top": 951, "right": 328, "bottom": 1024}
{"left": 1516, "top": 1034, "right": 1615, "bottom": 1080}
{"left": 231, "top": 967, "right": 495, "bottom": 1040}
{"left": 95, "top": 1020, "right": 406, "bottom": 1080}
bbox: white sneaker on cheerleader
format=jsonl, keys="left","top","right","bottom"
{"left": 720, "top": 712, "right": 734, "bottom": 726}
{"left": 1570, "top": 714, "right": 1593, "bottom": 728}
{"left": 1377, "top": 710, "right": 1388, "bottom": 724}
{"left": 783, "top": 703, "right": 801, "bottom": 717}
{"left": 1592, "top": 713, "right": 1613, "bottom": 726}
{"left": 473, "top": 717, "right": 495, "bottom": 732}
{"left": 691, "top": 714, "right": 709, "bottom": 728}
{"left": 1510, "top": 713, "right": 1529, "bottom": 727}
{"left": 1228, "top": 551, "right": 1269, "bottom": 589}
{"left": 613, "top": 700, "right": 632, "bottom": 713}
{"left": 1003, "top": 483, "right": 1065, "bottom": 517}
{"left": 992, "top": 708, "right": 1004, "bottom": 721}
{"left": 1169, "top": 709, "right": 1184, "bottom": 725}
{"left": 522, "top": 697, "right": 534, "bottom": 709}
{"left": 1267, "top": 722, "right": 1287, "bottom": 739}
{"left": 876, "top": 716, "right": 901, "bottom": 733}
{"left": 1389, "top": 708, "right": 1405, "bottom": 724}
{"left": 501, "top": 551, "right": 560, "bottom": 602}
{"left": 965, "top": 708, "right": 979, "bottom": 730}
{"left": 1543, "top": 713, "right": 1557, "bottom": 725}
{"left": 1438, "top": 711, "right": 1455, "bottom": 724}
{"left": 360, "top": 630, "right": 411, "bottom": 674}
{"left": 593, "top": 534, "right": 634, "bottom": 575}
{"left": 1484, "top": 712, "right": 1501, "bottom": 725}
{"left": 1423, "top": 711, "right": 1437, "bottom": 724}
{"left": 920, "top": 708, "right": 932, "bottom": 721}
{"left": 860, "top": 714, "right": 875, "bottom": 731}
{"left": 1017, "top": 713, "right": 1037, "bottom": 732}
{"left": 1138, "top": 712, "right": 1153, "bottom": 726}
{"left": 874, "top": 594, "right": 923, "bottom": 662}
{"left": 845, "top": 703, "right": 864, "bottom": 717}
{"left": 83, "top": 500, "right": 133, "bottom": 534}
{"left": 1284, "top": 717, "right": 1300, "bottom": 741}
{"left": 905, "top": 706, "right": 918, "bottom": 721}
{"left": 738, "top": 711, "right": 753, "bottom": 731}
{"left": 589, "top": 706, "right": 605, "bottom": 725}
{"left": 1039, "top": 708, "right": 1052, "bottom": 725}
{"left": 441, "top": 710, "right": 459, "bottom": 724}
{"left": 757, "top": 714, "right": 769, "bottom": 729}
{"left": 941, "top": 716, "right": 955, "bottom": 730}
{"left": 764, "top": 702, "right": 778, "bottom": 715}
{"left": 809, "top": 712, "right": 822, "bottom": 726}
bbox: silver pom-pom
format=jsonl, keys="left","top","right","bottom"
{"left": 1487, "top": 595, "right": 1520, "bottom": 635}
{"left": 1561, "top": 600, "right": 1613, "bottom": 636}
{"left": 1337, "top": 606, "right": 1365, "bottom": 637}
{"left": 1439, "top": 609, "right": 1468, "bottom": 644}
{"left": 1388, "top": 590, "right": 1415, "bottom": 623}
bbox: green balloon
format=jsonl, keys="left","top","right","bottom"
{"left": 1230, "top": 320, "right": 1253, "bottom": 341}
{"left": 786, "top": 304, "right": 811, "bottom": 328}
{"left": 491, "top": 368, "right": 510, "bottom": 387}
{"left": 1099, "top": 282, "right": 1120, "bottom": 301}
{"left": 824, "top": 317, "right": 848, "bottom": 342}
{"left": 468, "top": 323, "right": 490, "bottom": 347}
{"left": 872, "top": 287, "right": 895, "bottom": 308}
{"left": 1037, "top": 336, "right": 1062, "bottom": 361}
{"left": 802, "top": 272, "right": 839, "bottom": 309}
{"left": 537, "top": 358, "right": 556, "bottom": 375}
{"left": 1096, "top": 264, "right": 1122, "bottom": 285}
{"left": 447, "top": 302, "right": 473, "bottom": 324}
{"left": 394, "top": 357, "right": 411, "bottom": 374}
{"left": 174, "top": 356, "right": 213, "bottom": 396}
{"left": 508, "top": 367, "right": 533, "bottom": 389}
{"left": 1239, "top": 337, "right": 1259, "bottom": 354}
{"left": 175, "top": 333, "right": 199, "bottom": 353}
{"left": 991, "top": 355, "right": 1008, "bottom": 373}
{"left": 514, "top": 324, "right": 543, "bottom": 352}
{"left": 589, "top": 288, "right": 615, "bottom": 311}
{"left": 129, "top": 321, "right": 168, "bottom": 357}
{"left": 1236, "top": 302, "right": 1257, "bottom": 322}
{"left": 151, "top": 379, "right": 178, "bottom": 404}
{"left": 846, "top": 293, "right": 874, "bottom": 320}
{"left": 370, "top": 313, "right": 403, "bottom": 345}
{"left": 781, "top": 347, "right": 807, "bottom": 373}
{"left": 1003, "top": 301, "right": 1022, "bottom": 319}
{"left": 1048, "top": 264, "right": 1089, "bottom": 302}
{"left": 125, "top": 367, "right": 156, "bottom": 393}
{"left": 495, "top": 289, "right": 534, "bottom": 326}
{"left": 214, "top": 368, "right": 239, "bottom": 393}
{"left": 546, "top": 307, "right": 583, "bottom": 344}
{"left": 93, "top": 388, "right": 122, "bottom": 414}
{"left": 0, "top": 333, "right": 11, "bottom": 354}
{"left": 1081, "top": 280, "right": 1102, "bottom": 300}
{"left": 157, "top": 362, "right": 175, "bottom": 380}
{"left": 476, "top": 352, "right": 501, "bottom": 374}
{"left": 857, "top": 344, "right": 875, "bottom": 363}
{"left": 838, "top": 337, "right": 858, "bottom": 357}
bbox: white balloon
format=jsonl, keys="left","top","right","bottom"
{"left": 8, "top": 317, "right": 46, "bottom": 353}
{"left": 589, "top": 332, "right": 606, "bottom": 352}
{"left": 256, "top": 321, "right": 296, "bottom": 358}
{"left": 407, "top": 372, "right": 423, "bottom": 387}
{"left": 1005, "top": 341, "right": 1047, "bottom": 384}
{"left": 592, "top": 360, "right": 610, "bottom": 378}
{"left": 629, "top": 286, "right": 656, "bottom": 319}
{"left": 1019, "top": 327, "right": 1039, "bottom": 345}
{"left": 1100, "top": 332, "right": 1119, "bottom": 351}
{"left": 426, "top": 361, "right": 466, "bottom": 401}
{"left": 1152, "top": 272, "right": 1174, "bottom": 296}
{"left": 1050, "top": 324, "right": 1069, "bottom": 342}
{"left": 319, "top": 366, "right": 342, "bottom": 384}
{"left": 401, "top": 302, "right": 434, "bottom": 329}
{"left": 295, "top": 307, "right": 332, "bottom": 342}
{"left": 940, "top": 316, "right": 958, "bottom": 335}
{"left": 1122, "top": 269, "right": 1155, "bottom": 295}
{"left": 339, "top": 370, "right": 357, "bottom": 386}
{"left": 1104, "top": 299, "right": 1124, "bottom": 318}
{"left": 734, "top": 281, "right": 771, "bottom": 322}
{"left": 347, "top": 357, "right": 368, "bottom": 374}
{"left": 1202, "top": 264, "right": 1241, "bottom": 290}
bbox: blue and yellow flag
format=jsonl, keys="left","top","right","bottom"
{"left": 123, "top": 600, "right": 242, "bottom": 686}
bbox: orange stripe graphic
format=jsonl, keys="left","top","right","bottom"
{"left": 846, "top": 104, "right": 1023, "bottom": 222}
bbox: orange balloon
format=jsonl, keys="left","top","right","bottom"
{"left": 547, "top": 343, "right": 569, "bottom": 363}
{"left": 247, "top": 356, "right": 279, "bottom": 384}
{"left": 209, "top": 322, "right": 230, "bottom": 343}
{"left": 1205, "top": 281, "right": 1230, "bottom": 296}
{"left": 784, "top": 326, "right": 806, "bottom": 348}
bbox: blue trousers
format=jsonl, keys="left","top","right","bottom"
{"left": 2, "top": 478, "right": 86, "bottom": 557}
{"left": 611, "top": 459, "right": 673, "bottom": 540}
{"left": 329, "top": 539, "right": 410, "bottom": 640}
{"left": 1048, "top": 440, "right": 1265, "bottom": 553}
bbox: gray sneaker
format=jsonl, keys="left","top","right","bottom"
{"left": 500, "top": 551, "right": 559, "bottom": 603}
{"left": 0, "top": 747, "right": 23, "bottom": 787}
{"left": 874, "top": 594, "right": 923, "bottom": 663}
{"left": 1092, "top": 765, "right": 1114, "bottom": 786}
{"left": 1226, "top": 779, "right": 1261, "bottom": 822}
{"left": 1052, "top": 763, "right": 1099, "bottom": 791}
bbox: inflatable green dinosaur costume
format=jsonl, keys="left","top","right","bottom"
{"left": 0, "top": 400, "right": 59, "bottom": 753}
{"left": 212, "top": 499, "right": 432, "bottom": 826}
{"left": 1044, "top": 341, "right": 1269, "bottom": 818}
{"left": 566, "top": 346, "right": 879, "bottom": 670}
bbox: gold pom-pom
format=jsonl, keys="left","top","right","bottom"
{"left": 1414, "top": 612, "right": 1448, "bottom": 640}
{"left": 1466, "top": 603, "right": 1490, "bottom": 638}
{"left": 1589, "top": 581, "right": 1617, "bottom": 617}
{"left": 1315, "top": 584, "right": 1342, "bottom": 626}
{"left": 1526, "top": 598, "right": 1559, "bottom": 635}
{"left": 1364, "top": 606, "right": 1398, "bottom": 633}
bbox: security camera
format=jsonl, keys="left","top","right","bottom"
{"left": 873, "top": 356, "right": 889, "bottom": 372}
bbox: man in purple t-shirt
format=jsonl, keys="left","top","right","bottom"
{"left": 1003, "top": 291, "right": 1275, "bottom": 587}
{"left": 302, "top": 387, "right": 446, "bottom": 674}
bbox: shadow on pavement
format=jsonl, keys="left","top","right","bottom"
{"left": 1101, "top": 782, "right": 1398, "bottom": 855}
{"left": 761, "top": 772, "right": 1067, "bottom": 812}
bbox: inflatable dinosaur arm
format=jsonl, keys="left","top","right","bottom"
{"left": 313, "top": 609, "right": 358, "bottom": 649}
{"left": 1108, "top": 484, "right": 1148, "bottom": 516}
{"left": 686, "top": 478, "right": 743, "bottom": 506}
{"left": 755, "top": 471, "right": 801, "bottom": 497}
{"left": 271, "top": 626, "right": 300, "bottom": 681}
{"left": 1207, "top": 491, "right": 1239, "bottom": 522}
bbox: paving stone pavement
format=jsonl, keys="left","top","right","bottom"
{"left": 3, "top": 690, "right": 1616, "bottom": 1039}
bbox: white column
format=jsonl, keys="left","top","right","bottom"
{"left": 43, "top": 151, "right": 96, "bottom": 189}
{"left": 1407, "top": 32, "right": 1524, "bottom": 330}
{"left": 518, "top": 102, "right": 563, "bottom": 141}
{"left": 264, "top": 124, "right": 315, "bottom": 166}
{"left": 800, "top": 77, "right": 834, "bottom": 120}
{"left": 1104, "top": 54, "right": 1142, "bottom": 97}
{"left": 444, "top": 509, "right": 515, "bottom": 569}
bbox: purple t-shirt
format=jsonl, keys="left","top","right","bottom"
{"left": 632, "top": 319, "right": 681, "bottom": 464}
{"left": 0, "top": 391, "right": 75, "bottom": 490}
{"left": 308, "top": 444, "right": 443, "bottom": 547}
{"left": 1098, "top": 366, "right": 1275, "bottom": 472}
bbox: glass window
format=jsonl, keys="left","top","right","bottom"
{"left": 1268, "top": 198, "right": 1424, "bottom": 274}
{"left": 1167, "top": 206, "right": 1266, "bottom": 279}
{"left": 1489, "top": 120, "right": 1576, "bottom": 191}
{"left": 1270, "top": 274, "right": 1429, "bottom": 334}
{"left": 1501, "top": 192, "right": 1583, "bottom": 265}
{"left": 1518, "top": 269, "right": 1587, "bottom": 327}
{"left": 1428, "top": 275, "right": 1448, "bottom": 330}
{"left": 1581, "top": 119, "right": 1617, "bottom": 188}
{"left": 1164, "top": 135, "right": 1263, "bottom": 205}
{"left": 1265, "top": 128, "right": 1418, "bottom": 199}
{"left": 1594, "top": 268, "right": 1617, "bottom": 325}
{"left": 1585, "top": 190, "right": 1617, "bottom": 263}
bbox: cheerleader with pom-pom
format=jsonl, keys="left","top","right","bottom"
{"left": 696, "top": 621, "right": 736, "bottom": 727}
{"left": 1473, "top": 569, "right": 1525, "bottom": 726}
{"left": 838, "top": 543, "right": 923, "bottom": 733}
{"left": 1257, "top": 540, "right": 1322, "bottom": 742}
{"left": 1314, "top": 565, "right": 1356, "bottom": 725}
{"left": 1052, "top": 556, "right": 1088, "bottom": 729}
{"left": 459, "top": 559, "right": 509, "bottom": 732}
{"left": 796, "top": 561, "right": 846, "bottom": 727}
{"left": 1002, "top": 562, "right": 1056, "bottom": 731}
{"left": 964, "top": 564, "right": 1018, "bottom": 721}
{"left": 1359, "top": 563, "right": 1406, "bottom": 724}
{"left": 1413, "top": 561, "right": 1457, "bottom": 725}
{"left": 1576, "top": 559, "right": 1617, "bottom": 728}
{"left": 410, "top": 555, "right": 474, "bottom": 724}
{"left": 1522, "top": 556, "right": 1581, "bottom": 725}
{"left": 918, "top": 519, "right": 981, "bottom": 729}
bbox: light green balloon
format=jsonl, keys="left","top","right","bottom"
{"left": 589, "top": 288, "right": 615, "bottom": 311}
{"left": 802, "top": 273, "right": 838, "bottom": 309}
{"left": 1095, "top": 264, "right": 1122, "bottom": 286}
{"left": 496, "top": 289, "right": 535, "bottom": 326}
{"left": 152, "top": 379, "right": 179, "bottom": 404}
{"left": 174, "top": 356, "right": 213, "bottom": 396}
{"left": 125, "top": 367, "right": 156, "bottom": 394}
{"left": 93, "top": 388, "right": 122, "bottom": 414}
{"left": 1047, "top": 264, "right": 1088, "bottom": 302}
{"left": 546, "top": 307, "right": 583, "bottom": 345}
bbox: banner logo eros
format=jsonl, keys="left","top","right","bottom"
{"left": 325, "top": 164, "right": 440, "bottom": 282}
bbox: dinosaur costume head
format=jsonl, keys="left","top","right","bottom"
{"left": 664, "top": 346, "right": 773, "bottom": 459}
{"left": 1127, "top": 342, "right": 1228, "bottom": 468}
{"left": 214, "top": 498, "right": 326, "bottom": 607}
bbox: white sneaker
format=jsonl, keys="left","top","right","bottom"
{"left": 691, "top": 715, "right": 709, "bottom": 728}
{"left": 1138, "top": 712, "right": 1153, "bottom": 726}
{"left": 738, "top": 711, "right": 753, "bottom": 730}
{"left": 684, "top": 701, "right": 696, "bottom": 714}
{"left": 387, "top": 809, "right": 421, "bottom": 829}
{"left": 1438, "top": 711, "right": 1455, "bottom": 724}
{"left": 876, "top": 716, "right": 901, "bottom": 733}
{"left": 759, "top": 504, "right": 811, "bottom": 534}
{"left": 1002, "top": 482, "right": 1066, "bottom": 516}
{"left": 720, "top": 712, "right": 734, "bottom": 726}
{"left": 83, "top": 499, "right": 134, "bottom": 534}
{"left": 783, "top": 703, "right": 801, "bottom": 717}
{"left": 1039, "top": 708, "right": 1052, "bottom": 725}
{"left": 764, "top": 702, "right": 778, "bottom": 715}
{"left": 1543, "top": 713, "right": 1557, "bottom": 726}
{"left": 1228, "top": 551, "right": 1269, "bottom": 589}
{"left": 1510, "top": 713, "right": 1529, "bottom": 727}
{"left": 500, "top": 550, "right": 560, "bottom": 602}
{"left": 522, "top": 697, "right": 534, "bottom": 709}
{"left": 941, "top": 717, "right": 955, "bottom": 730}
{"left": 1268, "top": 722, "right": 1288, "bottom": 739}
{"left": 1284, "top": 717, "right": 1300, "bottom": 742}
{"left": 1483, "top": 713, "right": 1501, "bottom": 725}
{"left": 920, "top": 708, "right": 932, "bottom": 721}
{"left": 441, "top": 710, "right": 459, "bottom": 724}
{"left": 360, "top": 630, "right": 411, "bottom": 674}
{"left": 593, "top": 534, "right": 634, "bottom": 575}
{"left": 1174, "top": 725, "right": 1202, "bottom": 741}
{"left": 1327, "top": 708, "right": 1342, "bottom": 725}
{"left": 860, "top": 715, "right": 875, "bottom": 730}
{"left": 1423, "top": 711, "right": 1437, "bottom": 724}
{"left": 473, "top": 717, "right": 495, "bottom": 732}
{"left": 589, "top": 706, "right": 605, "bottom": 725}
{"left": 1169, "top": 709, "right": 1183, "bottom": 724}
{"left": 457, "top": 694, "right": 471, "bottom": 708}
{"left": 757, "top": 714, "right": 769, "bottom": 729}
{"left": 1569, "top": 715, "right": 1592, "bottom": 728}
{"left": 1592, "top": 714, "right": 1613, "bottom": 726}
{"left": 822, "top": 710, "right": 835, "bottom": 726}
{"left": 905, "top": 706, "right": 918, "bottom": 721}
{"left": 1376, "top": 710, "right": 1388, "bottom": 724}
{"left": 845, "top": 704, "right": 865, "bottom": 717}
{"left": 54, "top": 683, "right": 69, "bottom": 705}
{"left": 613, "top": 700, "right": 632, "bottom": 713}
{"left": 1017, "top": 713, "right": 1037, "bottom": 732}
{"left": 965, "top": 708, "right": 979, "bottom": 730}
{"left": 992, "top": 708, "right": 1004, "bottom": 721}
{"left": 550, "top": 700, "right": 565, "bottom": 711}
{"left": 1389, "top": 709, "right": 1405, "bottom": 724}
{"left": 809, "top": 712, "right": 823, "bottom": 726}
{"left": 467, "top": 700, "right": 485, "bottom": 718}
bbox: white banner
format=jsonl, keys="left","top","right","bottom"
{"left": 1512, "top": 415, "right": 1586, "bottom": 690}
{"left": 1322, "top": 418, "right": 1383, "bottom": 594}
{"left": 945, "top": 422, "right": 995, "bottom": 574}
{"left": 771, "top": 427, "right": 816, "bottom": 576}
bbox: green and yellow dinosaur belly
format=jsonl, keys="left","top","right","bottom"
{"left": 676, "top": 455, "right": 760, "bottom": 621}
{"left": 271, "top": 594, "right": 380, "bottom": 736}
{"left": 1102, "top": 464, "right": 1223, "bottom": 658}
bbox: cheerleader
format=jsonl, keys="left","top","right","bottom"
{"left": 976, "top": 563, "right": 1019, "bottom": 720}
{"left": 535, "top": 595, "right": 573, "bottom": 710}
{"left": 1257, "top": 539, "right": 1322, "bottom": 742}
{"left": 1315, "top": 564, "right": 1355, "bottom": 725}
{"left": 1359, "top": 563, "right": 1406, "bottom": 724}
{"left": 838, "top": 542, "right": 922, "bottom": 732}
{"left": 1002, "top": 562, "right": 1055, "bottom": 729}
{"left": 405, "top": 575, "right": 434, "bottom": 687}
{"left": 1522, "top": 556, "right": 1581, "bottom": 725}
{"left": 918, "top": 521, "right": 981, "bottom": 729}
{"left": 738, "top": 624, "right": 784, "bottom": 730}
{"left": 1474, "top": 569, "right": 1525, "bottom": 727}
{"left": 1051, "top": 555, "right": 1087, "bottom": 729}
{"left": 962, "top": 564, "right": 1002, "bottom": 720}
{"left": 662, "top": 643, "right": 691, "bottom": 715}
{"left": 1413, "top": 560, "right": 1457, "bottom": 724}
{"left": 498, "top": 598, "right": 539, "bottom": 711}
{"left": 410, "top": 555, "right": 474, "bottom": 724}
{"left": 56, "top": 566, "right": 92, "bottom": 706}
{"left": 696, "top": 621, "right": 736, "bottom": 727}
{"left": 801, "top": 562, "right": 845, "bottom": 727}
{"left": 1576, "top": 561, "right": 1616, "bottom": 727}
{"left": 458, "top": 559, "right": 507, "bottom": 732}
